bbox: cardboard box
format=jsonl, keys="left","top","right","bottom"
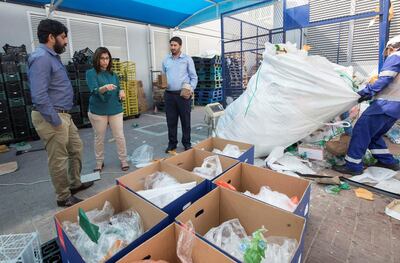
{"left": 193, "top": 137, "right": 255, "bottom": 164}
{"left": 157, "top": 74, "right": 168, "bottom": 88}
{"left": 298, "top": 143, "right": 325, "bottom": 161}
{"left": 54, "top": 185, "right": 171, "bottom": 263}
{"left": 213, "top": 163, "right": 311, "bottom": 218}
{"left": 117, "top": 223, "right": 235, "bottom": 263}
{"left": 163, "top": 149, "right": 239, "bottom": 181}
{"left": 117, "top": 161, "right": 211, "bottom": 218}
{"left": 176, "top": 187, "right": 306, "bottom": 263}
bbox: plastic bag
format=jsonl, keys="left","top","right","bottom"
{"left": 177, "top": 221, "right": 195, "bottom": 263}
{"left": 213, "top": 144, "right": 242, "bottom": 158}
{"left": 204, "top": 219, "right": 249, "bottom": 260}
{"left": 144, "top": 172, "right": 180, "bottom": 190}
{"left": 350, "top": 167, "right": 397, "bottom": 184}
{"left": 193, "top": 156, "right": 223, "bottom": 180}
{"left": 86, "top": 201, "right": 115, "bottom": 223}
{"left": 129, "top": 144, "right": 154, "bottom": 166}
{"left": 243, "top": 186, "right": 298, "bottom": 212}
{"left": 62, "top": 203, "right": 144, "bottom": 263}
{"left": 266, "top": 146, "right": 315, "bottom": 175}
{"left": 216, "top": 42, "right": 359, "bottom": 157}
{"left": 263, "top": 236, "right": 298, "bottom": 263}
{"left": 386, "top": 123, "right": 400, "bottom": 144}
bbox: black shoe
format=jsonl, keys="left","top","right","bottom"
{"left": 93, "top": 163, "right": 104, "bottom": 172}
{"left": 165, "top": 147, "right": 176, "bottom": 153}
{"left": 332, "top": 165, "right": 363, "bottom": 176}
{"left": 70, "top": 182, "right": 94, "bottom": 195}
{"left": 372, "top": 161, "right": 400, "bottom": 171}
{"left": 184, "top": 146, "right": 192, "bottom": 151}
{"left": 57, "top": 196, "right": 83, "bottom": 207}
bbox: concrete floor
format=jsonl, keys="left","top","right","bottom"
{"left": 0, "top": 106, "right": 399, "bottom": 262}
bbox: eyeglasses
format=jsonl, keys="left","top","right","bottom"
{"left": 100, "top": 57, "right": 110, "bottom": 61}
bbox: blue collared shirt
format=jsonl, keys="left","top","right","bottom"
{"left": 28, "top": 44, "right": 73, "bottom": 126}
{"left": 162, "top": 53, "right": 198, "bottom": 91}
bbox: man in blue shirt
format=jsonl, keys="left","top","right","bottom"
{"left": 29, "top": 19, "right": 93, "bottom": 207}
{"left": 162, "top": 37, "right": 198, "bottom": 153}
{"left": 334, "top": 35, "right": 400, "bottom": 175}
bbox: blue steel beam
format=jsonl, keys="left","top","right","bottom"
{"left": 379, "top": 0, "right": 391, "bottom": 70}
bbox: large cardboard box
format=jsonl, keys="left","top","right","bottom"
{"left": 214, "top": 163, "right": 311, "bottom": 218}
{"left": 193, "top": 137, "right": 255, "bottom": 164}
{"left": 163, "top": 149, "right": 239, "bottom": 181}
{"left": 117, "top": 161, "right": 211, "bottom": 218}
{"left": 117, "top": 223, "right": 235, "bottom": 263}
{"left": 176, "top": 187, "right": 306, "bottom": 263}
{"left": 157, "top": 74, "right": 168, "bottom": 88}
{"left": 54, "top": 185, "right": 171, "bottom": 263}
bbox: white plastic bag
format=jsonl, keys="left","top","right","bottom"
{"left": 216, "top": 42, "right": 359, "bottom": 157}
{"left": 213, "top": 144, "right": 242, "bottom": 158}
{"left": 350, "top": 167, "right": 397, "bottom": 184}
{"left": 144, "top": 171, "right": 180, "bottom": 190}
{"left": 193, "top": 155, "right": 223, "bottom": 180}
{"left": 177, "top": 221, "right": 195, "bottom": 263}
{"left": 129, "top": 144, "right": 154, "bottom": 166}
{"left": 244, "top": 186, "right": 297, "bottom": 212}
{"left": 263, "top": 236, "right": 298, "bottom": 263}
{"left": 266, "top": 146, "right": 315, "bottom": 175}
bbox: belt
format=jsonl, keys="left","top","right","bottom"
{"left": 165, "top": 90, "right": 181, "bottom": 95}
{"left": 32, "top": 107, "right": 70, "bottom": 114}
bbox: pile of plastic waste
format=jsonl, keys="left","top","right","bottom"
{"left": 62, "top": 201, "right": 144, "bottom": 263}
{"left": 192, "top": 156, "right": 223, "bottom": 180}
{"left": 136, "top": 172, "right": 196, "bottom": 208}
{"left": 204, "top": 219, "right": 298, "bottom": 263}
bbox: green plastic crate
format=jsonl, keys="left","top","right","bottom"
{"left": 3, "top": 73, "right": 20, "bottom": 83}
{"left": 0, "top": 91, "right": 6, "bottom": 100}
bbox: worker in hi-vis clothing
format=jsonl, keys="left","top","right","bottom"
{"left": 334, "top": 35, "right": 400, "bottom": 175}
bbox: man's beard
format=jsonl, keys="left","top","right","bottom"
{"left": 54, "top": 41, "right": 66, "bottom": 54}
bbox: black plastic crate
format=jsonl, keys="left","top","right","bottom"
{"left": 3, "top": 73, "right": 20, "bottom": 83}
{"left": 78, "top": 71, "right": 86, "bottom": 80}
{"left": 1, "top": 62, "right": 18, "bottom": 74}
{"left": 6, "top": 89, "right": 23, "bottom": 99}
{"left": 24, "top": 90, "right": 32, "bottom": 105}
{"left": 0, "top": 132, "right": 13, "bottom": 143}
{"left": 0, "top": 74, "right": 3, "bottom": 84}
{"left": 71, "top": 112, "right": 83, "bottom": 127}
{"left": 30, "top": 128, "right": 40, "bottom": 140}
{"left": 0, "top": 107, "right": 9, "bottom": 119}
{"left": 0, "top": 91, "right": 6, "bottom": 100}
{"left": 76, "top": 64, "right": 91, "bottom": 72}
{"left": 0, "top": 118, "right": 12, "bottom": 133}
{"left": 20, "top": 73, "right": 28, "bottom": 81}
{"left": 22, "top": 80, "right": 29, "bottom": 91}
{"left": 68, "top": 72, "right": 77, "bottom": 80}
{"left": 13, "top": 124, "right": 30, "bottom": 139}
{"left": 18, "top": 63, "right": 28, "bottom": 74}
{"left": 65, "top": 64, "right": 76, "bottom": 73}
{"left": 9, "top": 106, "right": 27, "bottom": 120}
{"left": 8, "top": 97, "right": 25, "bottom": 107}
{"left": 0, "top": 99, "right": 8, "bottom": 113}
{"left": 5, "top": 82, "right": 22, "bottom": 93}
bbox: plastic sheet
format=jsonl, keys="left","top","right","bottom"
{"left": 212, "top": 144, "right": 242, "bottom": 158}
{"left": 204, "top": 219, "right": 298, "bottom": 263}
{"left": 138, "top": 172, "right": 196, "bottom": 208}
{"left": 129, "top": 144, "right": 154, "bottom": 166}
{"left": 350, "top": 167, "right": 397, "bottom": 184}
{"left": 192, "top": 156, "right": 223, "bottom": 180}
{"left": 243, "top": 186, "right": 298, "bottom": 212}
{"left": 177, "top": 221, "right": 195, "bottom": 263}
{"left": 266, "top": 146, "right": 315, "bottom": 176}
{"left": 62, "top": 203, "right": 144, "bottom": 263}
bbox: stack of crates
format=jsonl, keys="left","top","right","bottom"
{"left": 193, "top": 55, "right": 223, "bottom": 105}
{"left": 66, "top": 64, "right": 83, "bottom": 128}
{"left": 76, "top": 64, "right": 92, "bottom": 126}
{"left": 1, "top": 53, "right": 30, "bottom": 142}
{"left": 225, "top": 53, "right": 245, "bottom": 100}
{"left": 0, "top": 54, "right": 13, "bottom": 143}
{"left": 120, "top": 61, "right": 139, "bottom": 117}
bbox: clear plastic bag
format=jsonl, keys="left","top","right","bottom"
{"left": 144, "top": 172, "right": 180, "bottom": 190}
{"left": 177, "top": 221, "right": 195, "bottom": 263}
{"left": 193, "top": 156, "right": 223, "bottom": 180}
{"left": 204, "top": 218, "right": 249, "bottom": 260}
{"left": 62, "top": 203, "right": 144, "bottom": 263}
{"left": 263, "top": 236, "right": 298, "bottom": 263}
{"left": 85, "top": 201, "right": 115, "bottom": 223}
{"left": 243, "top": 186, "right": 297, "bottom": 212}
{"left": 129, "top": 144, "right": 154, "bottom": 165}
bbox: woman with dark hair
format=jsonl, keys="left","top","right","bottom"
{"left": 86, "top": 47, "right": 129, "bottom": 172}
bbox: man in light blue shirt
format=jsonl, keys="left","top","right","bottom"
{"left": 162, "top": 36, "right": 198, "bottom": 153}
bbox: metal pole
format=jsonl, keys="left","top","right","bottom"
{"left": 221, "top": 14, "right": 226, "bottom": 107}
{"left": 379, "top": 0, "right": 390, "bottom": 70}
